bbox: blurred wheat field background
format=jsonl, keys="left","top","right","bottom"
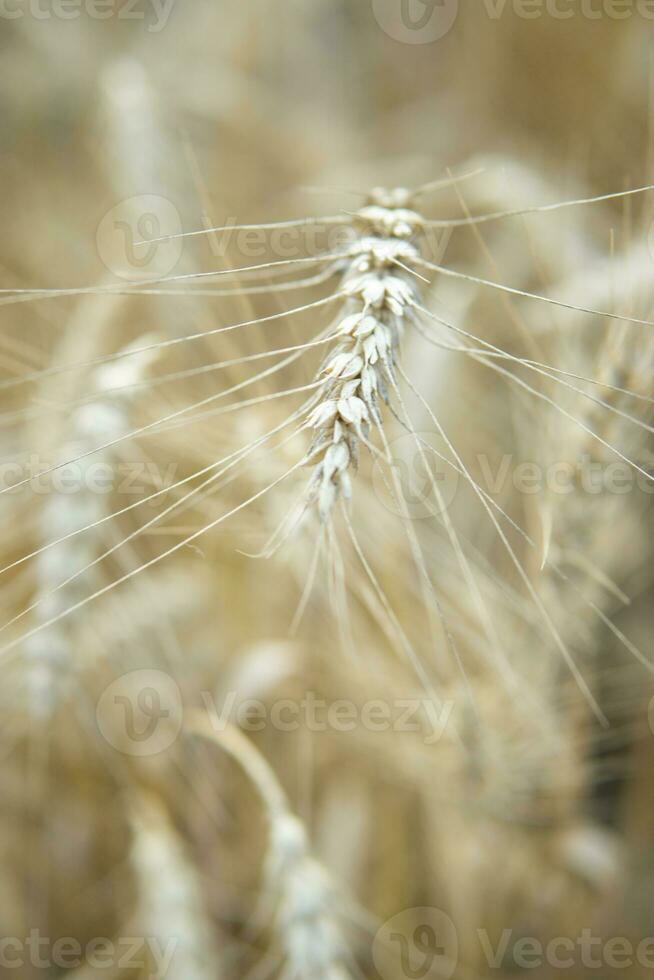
{"left": 1, "top": 2, "right": 654, "bottom": 978}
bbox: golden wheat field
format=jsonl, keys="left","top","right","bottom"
{"left": 1, "top": 2, "right": 654, "bottom": 978}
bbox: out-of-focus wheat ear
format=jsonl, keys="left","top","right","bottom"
{"left": 129, "top": 796, "right": 224, "bottom": 980}
{"left": 23, "top": 335, "right": 162, "bottom": 722}
{"left": 188, "top": 716, "right": 357, "bottom": 980}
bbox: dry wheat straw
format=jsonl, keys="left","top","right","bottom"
{"left": 190, "top": 717, "right": 354, "bottom": 980}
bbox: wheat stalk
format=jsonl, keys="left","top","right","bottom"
{"left": 189, "top": 715, "right": 355, "bottom": 980}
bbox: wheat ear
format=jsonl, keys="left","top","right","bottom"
{"left": 303, "top": 187, "right": 426, "bottom": 520}
{"left": 189, "top": 715, "right": 354, "bottom": 980}
{"left": 25, "top": 337, "right": 159, "bottom": 720}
